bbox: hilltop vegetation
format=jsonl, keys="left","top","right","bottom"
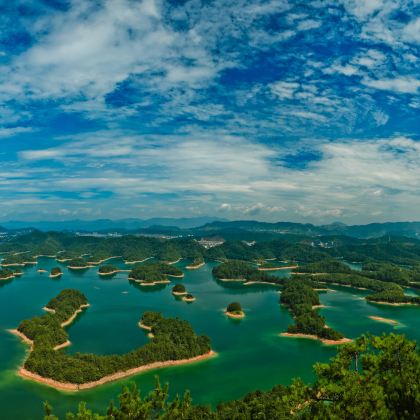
{"left": 45, "top": 333, "right": 420, "bottom": 419}
{"left": 129, "top": 262, "right": 183, "bottom": 283}
{"left": 213, "top": 260, "right": 283, "bottom": 284}
{"left": 18, "top": 289, "right": 87, "bottom": 349}
{"left": 17, "top": 293, "right": 211, "bottom": 385}
{"left": 281, "top": 280, "right": 344, "bottom": 341}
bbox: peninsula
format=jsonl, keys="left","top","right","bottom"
{"left": 10, "top": 290, "right": 214, "bottom": 391}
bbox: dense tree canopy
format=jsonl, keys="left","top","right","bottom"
{"left": 45, "top": 333, "right": 420, "bottom": 419}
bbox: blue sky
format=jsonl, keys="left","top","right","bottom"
{"left": 0, "top": 0, "right": 419, "bottom": 224}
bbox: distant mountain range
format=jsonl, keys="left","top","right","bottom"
{"left": 194, "top": 220, "right": 420, "bottom": 239}
{"left": 1, "top": 218, "right": 420, "bottom": 239}
{"left": 0, "top": 217, "right": 228, "bottom": 232}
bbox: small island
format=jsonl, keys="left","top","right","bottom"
{"left": 37, "top": 268, "right": 48, "bottom": 273}
{"left": 213, "top": 260, "right": 283, "bottom": 285}
{"left": 49, "top": 267, "right": 62, "bottom": 278}
{"left": 172, "top": 283, "right": 187, "bottom": 296}
{"left": 10, "top": 291, "right": 214, "bottom": 391}
{"left": 67, "top": 258, "right": 91, "bottom": 270}
{"left": 186, "top": 256, "right": 205, "bottom": 270}
{"left": 0, "top": 268, "right": 15, "bottom": 280}
{"left": 225, "top": 302, "right": 245, "bottom": 319}
{"left": 129, "top": 262, "right": 183, "bottom": 286}
{"left": 182, "top": 293, "right": 196, "bottom": 303}
{"left": 98, "top": 264, "right": 119, "bottom": 276}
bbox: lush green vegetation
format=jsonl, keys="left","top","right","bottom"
{"left": 172, "top": 284, "right": 186, "bottom": 294}
{"left": 295, "top": 259, "right": 352, "bottom": 274}
{"left": 226, "top": 302, "right": 242, "bottom": 314}
{"left": 45, "top": 333, "right": 420, "bottom": 419}
{"left": 281, "top": 280, "right": 344, "bottom": 341}
{"left": 1, "top": 253, "right": 35, "bottom": 266}
{"left": 67, "top": 257, "right": 90, "bottom": 268}
{"left": 295, "top": 272, "right": 420, "bottom": 305}
{"left": 129, "top": 262, "right": 183, "bottom": 283}
{"left": 18, "top": 289, "right": 87, "bottom": 349}
{"left": 140, "top": 311, "right": 164, "bottom": 328}
{"left": 361, "top": 261, "right": 412, "bottom": 286}
{"left": 50, "top": 267, "right": 62, "bottom": 276}
{"left": 189, "top": 256, "right": 204, "bottom": 266}
{"left": 17, "top": 295, "right": 211, "bottom": 385}
{"left": 212, "top": 260, "right": 283, "bottom": 284}
{"left": 0, "top": 268, "right": 14, "bottom": 279}
{"left": 98, "top": 264, "right": 118, "bottom": 274}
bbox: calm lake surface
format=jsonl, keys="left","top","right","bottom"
{"left": 0, "top": 257, "right": 418, "bottom": 419}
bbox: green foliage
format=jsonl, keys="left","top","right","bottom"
{"left": 18, "top": 290, "right": 87, "bottom": 349}
{"left": 213, "top": 260, "right": 283, "bottom": 284}
{"left": 281, "top": 280, "right": 343, "bottom": 340}
{"left": 50, "top": 267, "right": 62, "bottom": 275}
{"left": 361, "top": 261, "right": 412, "bottom": 286}
{"left": 226, "top": 302, "right": 242, "bottom": 313}
{"left": 130, "top": 263, "right": 183, "bottom": 282}
{"left": 46, "top": 334, "right": 420, "bottom": 419}
{"left": 98, "top": 264, "right": 118, "bottom": 274}
{"left": 296, "top": 259, "right": 352, "bottom": 274}
{"left": 67, "top": 258, "right": 89, "bottom": 268}
{"left": 20, "top": 292, "right": 210, "bottom": 385}
{"left": 0, "top": 268, "right": 14, "bottom": 278}
{"left": 141, "top": 312, "right": 164, "bottom": 328}
{"left": 172, "top": 284, "right": 186, "bottom": 293}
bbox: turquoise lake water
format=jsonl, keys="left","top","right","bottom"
{"left": 0, "top": 257, "right": 418, "bottom": 419}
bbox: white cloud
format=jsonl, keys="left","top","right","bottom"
{"left": 0, "top": 127, "right": 34, "bottom": 137}
{"left": 362, "top": 77, "right": 420, "bottom": 94}
{"left": 297, "top": 20, "right": 321, "bottom": 31}
{"left": 403, "top": 17, "right": 420, "bottom": 44}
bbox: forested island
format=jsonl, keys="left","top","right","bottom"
{"left": 129, "top": 262, "right": 183, "bottom": 286}
{"left": 225, "top": 302, "right": 245, "bottom": 319}
{"left": 0, "top": 268, "right": 15, "bottom": 280}
{"left": 212, "top": 260, "right": 283, "bottom": 285}
{"left": 49, "top": 267, "right": 62, "bottom": 278}
{"left": 10, "top": 291, "right": 213, "bottom": 390}
{"left": 280, "top": 280, "right": 349, "bottom": 345}
{"left": 44, "top": 333, "right": 420, "bottom": 419}
{"left": 98, "top": 264, "right": 119, "bottom": 276}
{"left": 67, "top": 258, "right": 91, "bottom": 269}
{"left": 172, "top": 284, "right": 187, "bottom": 296}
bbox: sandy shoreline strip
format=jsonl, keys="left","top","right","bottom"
{"left": 18, "top": 351, "right": 217, "bottom": 391}
{"left": 49, "top": 272, "right": 62, "bottom": 278}
{"left": 368, "top": 300, "right": 419, "bottom": 306}
{"left": 98, "top": 270, "right": 119, "bottom": 276}
{"left": 0, "top": 275, "right": 15, "bottom": 280}
{"left": 167, "top": 273, "right": 184, "bottom": 278}
{"left": 244, "top": 281, "right": 280, "bottom": 286}
{"left": 368, "top": 316, "right": 398, "bottom": 325}
{"left": 186, "top": 262, "right": 205, "bottom": 270}
{"left": 225, "top": 310, "right": 245, "bottom": 319}
{"left": 280, "top": 332, "right": 352, "bottom": 345}
{"left": 258, "top": 266, "right": 297, "bottom": 271}
{"left": 124, "top": 257, "right": 153, "bottom": 265}
{"left": 60, "top": 304, "right": 90, "bottom": 327}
